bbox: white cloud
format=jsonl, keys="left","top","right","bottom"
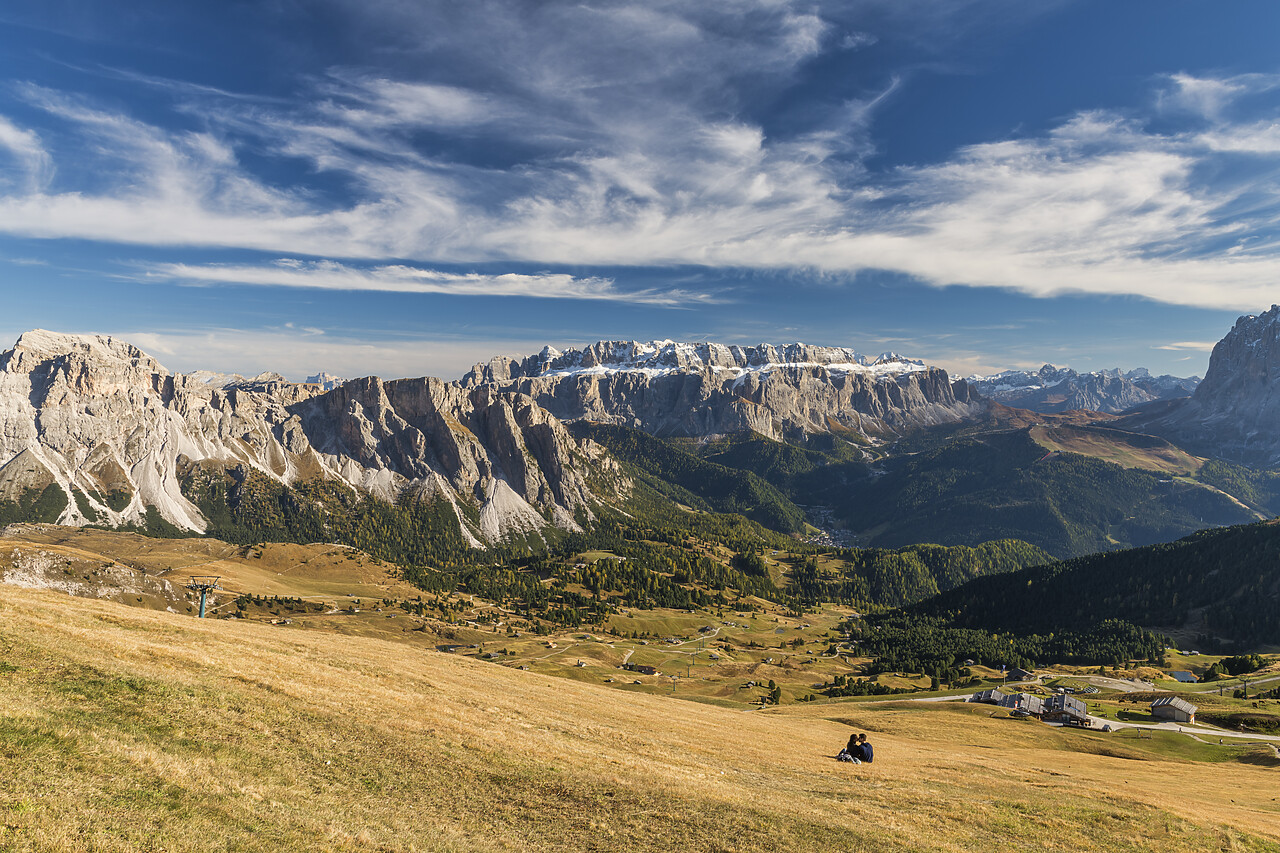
{"left": 840, "top": 31, "right": 878, "bottom": 50}
{"left": 1154, "top": 341, "right": 1218, "bottom": 351}
{"left": 141, "top": 259, "right": 711, "bottom": 305}
{"left": 1160, "top": 73, "right": 1250, "bottom": 120}
{"left": 1200, "top": 121, "right": 1280, "bottom": 154}
{"left": 319, "top": 77, "right": 498, "bottom": 129}
{"left": 0, "top": 116, "right": 51, "bottom": 191}
{"left": 0, "top": 18, "right": 1277, "bottom": 314}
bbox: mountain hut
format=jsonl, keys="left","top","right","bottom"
{"left": 1151, "top": 696, "right": 1197, "bottom": 723}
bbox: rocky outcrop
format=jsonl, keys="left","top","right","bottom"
{"left": 1123, "top": 305, "right": 1280, "bottom": 465}
{"left": 0, "top": 330, "right": 619, "bottom": 544}
{"left": 967, "top": 365, "right": 1199, "bottom": 414}
{"left": 463, "top": 340, "right": 980, "bottom": 441}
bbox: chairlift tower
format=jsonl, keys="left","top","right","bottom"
{"left": 186, "top": 576, "right": 222, "bottom": 618}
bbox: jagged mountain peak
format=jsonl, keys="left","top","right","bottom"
{"left": 462, "top": 338, "right": 972, "bottom": 442}
{"left": 1234, "top": 303, "right": 1280, "bottom": 328}
{"left": 1, "top": 329, "right": 164, "bottom": 376}
{"left": 1197, "top": 304, "right": 1280, "bottom": 394}
{"left": 0, "top": 330, "right": 618, "bottom": 546}
{"left": 1114, "top": 305, "right": 1280, "bottom": 465}
{"left": 306, "top": 372, "right": 346, "bottom": 390}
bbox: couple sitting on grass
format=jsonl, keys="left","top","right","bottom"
{"left": 836, "top": 732, "right": 873, "bottom": 764}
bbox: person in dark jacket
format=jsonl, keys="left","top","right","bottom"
{"left": 856, "top": 733, "right": 874, "bottom": 763}
{"left": 837, "top": 732, "right": 861, "bottom": 763}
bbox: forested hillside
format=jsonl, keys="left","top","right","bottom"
{"left": 575, "top": 423, "right": 1267, "bottom": 564}
{"left": 837, "top": 429, "right": 1256, "bottom": 558}
{"left": 853, "top": 615, "right": 1166, "bottom": 679}
{"left": 785, "top": 539, "right": 1051, "bottom": 609}
{"left": 910, "top": 520, "right": 1280, "bottom": 646}
{"left": 570, "top": 423, "right": 810, "bottom": 532}
{"left": 1195, "top": 458, "right": 1280, "bottom": 514}
{"left": 688, "top": 431, "right": 869, "bottom": 505}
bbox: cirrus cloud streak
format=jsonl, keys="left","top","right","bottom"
{"left": 143, "top": 259, "right": 711, "bottom": 306}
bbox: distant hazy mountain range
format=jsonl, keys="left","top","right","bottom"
{"left": 967, "top": 365, "right": 1199, "bottom": 414}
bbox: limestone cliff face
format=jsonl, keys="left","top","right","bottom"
{"left": 463, "top": 340, "right": 980, "bottom": 441}
{"left": 0, "top": 331, "right": 618, "bottom": 543}
{"left": 1121, "top": 305, "right": 1280, "bottom": 465}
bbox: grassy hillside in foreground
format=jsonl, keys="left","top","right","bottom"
{"left": 910, "top": 519, "right": 1280, "bottom": 648}
{"left": 2, "top": 586, "right": 1280, "bottom": 852}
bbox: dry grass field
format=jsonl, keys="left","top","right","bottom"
{"left": 2, "top": 584, "right": 1278, "bottom": 852}
{"left": 0, "top": 525, "right": 425, "bottom": 605}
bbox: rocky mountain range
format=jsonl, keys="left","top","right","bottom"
{"left": 1, "top": 316, "right": 1276, "bottom": 551}
{"left": 1122, "top": 304, "right": 1280, "bottom": 466}
{"left": 0, "top": 332, "right": 992, "bottom": 545}
{"left": 0, "top": 330, "right": 619, "bottom": 545}
{"left": 967, "top": 365, "right": 1199, "bottom": 414}
{"left": 462, "top": 340, "right": 981, "bottom": 441}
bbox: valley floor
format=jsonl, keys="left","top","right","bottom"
{"left": 1, "top": 585, "right": 1277, "bottom": 852}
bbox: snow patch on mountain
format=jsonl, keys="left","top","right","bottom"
{"left": 462, "top": 339, "right": 973, "bottom": 441}
{"left": 521, "top": 340, "right": 929, "bottom": 381}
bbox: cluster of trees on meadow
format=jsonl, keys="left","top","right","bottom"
{"left": 822, "top": 673, "right": 915, "bottom": 697}
{"left": 1201, "top": 653, "right": 1267, "bottom": 681}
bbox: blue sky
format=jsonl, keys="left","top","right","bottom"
{"left": 0, "top": 1, "right": 1278, "bottom": 381}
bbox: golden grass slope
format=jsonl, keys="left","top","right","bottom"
{"left": 1, "top": 585, "right": 1278, "bottom": 852}
{"left": 0, "top": 524, "right": 424, "bottom": 608}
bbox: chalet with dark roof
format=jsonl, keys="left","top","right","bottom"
{"left": 969, "top": 688, "right": 1004, "bottom": 705}
{"left": 998, "top": 692, "right": 1045, "bottom": 717}
{"left": 623, "top": 663, "right": 659, "bottom": 676}
{"left": 1151, "top": 696, "right": 1197, "bottom": 723}
{"left": 1043, "top": 693, "right": 1089, "bottom": 726}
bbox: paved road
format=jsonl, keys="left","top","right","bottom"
{"left": 669, "top": 627, "right": 721, "bottom": 647}
{"left": 1071, "top": 675, "right": 1155, "bottom": 693}
{"left": 1183, "top": 672, "right": 1280, "bottom": 694}
{"left": 1084, "top": 715, "right": 1280, "bottom": 742}
{"left": 532, "top": 643, "right": 580, "bottom": 661}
